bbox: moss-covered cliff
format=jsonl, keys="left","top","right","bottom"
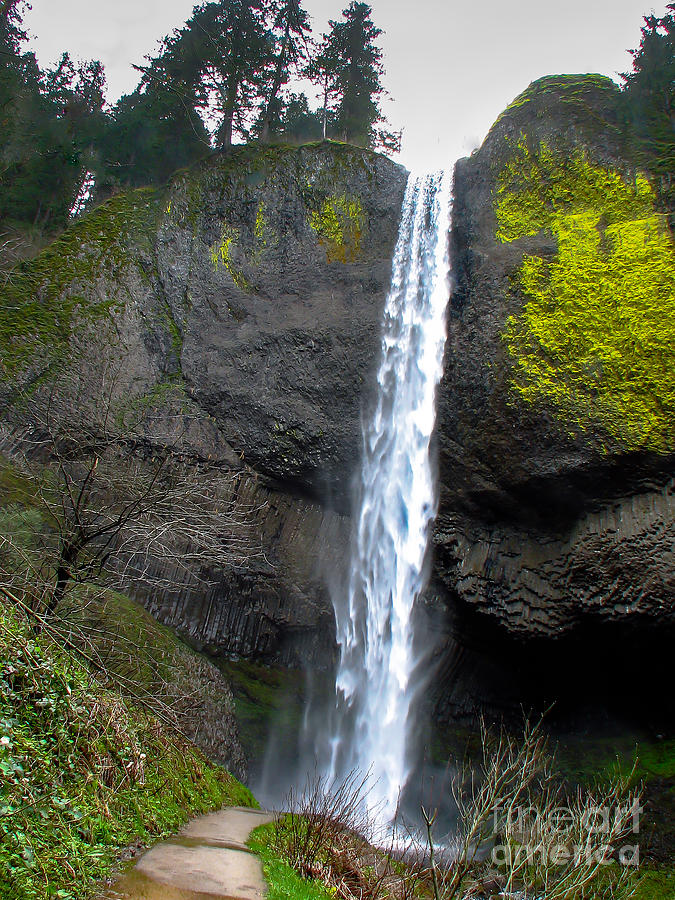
{"left": 0, "top": 141, "right": 406, "bottom": 675}
{"left": 433, "top": 74, "right": 674, "bottom": 726}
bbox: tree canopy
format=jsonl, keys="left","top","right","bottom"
{"left": 310, "top": 2, "right": 389, "bottom": 148}
{"left": 0, "top": 1, "right": 107, "bottom": 231}
{"left": 622, "top": 3, "right": 675, "bottom": 206}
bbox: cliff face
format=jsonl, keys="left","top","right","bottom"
{"left": 154, "top": 143, "right": 407, "bottom": 500}
{"left": 432, "top": 75, "right": 675, "bottom": 719}
{"left": 3, "top": 94, "right": 674, "bottom": 738}
{"left": 1, "top": 141, "right": 406, "bottom": 674}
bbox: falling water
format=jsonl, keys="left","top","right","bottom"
{"left": 323, "top": 171, "right": 453, "bottom": 823}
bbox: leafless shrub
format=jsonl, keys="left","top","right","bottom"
{"left": 421, "top": 718, "right": 642, "bottom": 900}
{"left": 0, "top": 378, "right": 267, "bottom": 619}
{"left": 0, "top": 231, "right": 28, "bottom": 288}
{"left": 271, "top": 770, "right": 420, "bottom": 900}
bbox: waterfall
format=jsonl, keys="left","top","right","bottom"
{"left": 322, "top": 171, "right": 453, "bottom": 823}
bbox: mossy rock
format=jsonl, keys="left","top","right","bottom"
{"left": 494, "top": 140, "right": 675, "bottom": 452}
{"left": 0, "top": 188, "right": 163, "bottom": 380}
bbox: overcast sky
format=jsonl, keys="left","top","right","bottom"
{"left": 24, "top": 0, "right": 669, "bottom": 173}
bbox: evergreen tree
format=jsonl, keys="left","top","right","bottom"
{"left": 96, "top": 33, "right": 210, "bottom": 196}
{"left": 183, "top": 0, "right": 274, "bottom": 148}
{"left": 0, "top": 2, "right": 107, "bottom": 229}
{"left": 275, "top": 91, "right": 324, "bottom": 142}
{"left": 311, "top": 2, "right": 392, "bottom": 149}
{"left": 96, "top": 84, "right": 210, "bottom": 194}
{"left": 257, "top": 0, "right": 312, "bottom": 140}
{"left": 622, "top": 4, "right": 675, "bottom": 204}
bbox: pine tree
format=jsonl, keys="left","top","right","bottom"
{"left": 275, "top": 91, "right": 324, "bottom": 142}
{"left": 257, "top": 0, "right": 312, "bottom": 141}
{"left": 312, "top": 2, "right": 388, "bottom": 149}
{"left": 622, "top": 4, "right": 675, "bottom": 204}
{"left": 0, "top": 2, "right": 108, "bottom": 229}
{"left": 185, "top": 0, "right": 274, "bottom": 148}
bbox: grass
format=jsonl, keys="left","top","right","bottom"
{"left": 0, "top": 599, "right": 256, "bottom": 899}
{"left": 248, "top": 822, "right": 335, "bottom": 900}
{"left": 633, "top": 868, "right": 675, "bottom": 899}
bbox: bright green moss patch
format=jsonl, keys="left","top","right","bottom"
{"left": 0, "top": 188, "right": 162, "bottom": 379}
{"left": 502, "top": 74, "right": 619, "bottom": 116}
{"left": 248, "top": 823, "right": 335, "bottom": 900}
{"left": 209, "top": 222, "right": 251, "bottom": 291}
{"left": 0, "top": 600, "right": 254, "bottom": 900}
{"left": 309, "top": 194, "right": 365, "bottom": 263}
{"left": 496, "top": 141, "right": 675, "bottom": 451}
{"left": 496, "top": 142, "right": 654, "bottom": 241}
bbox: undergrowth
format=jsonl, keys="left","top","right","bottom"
{"left": 0, "top": 600, "right": 255, "bottom": 900}
{"left": 249, "top": 822, "right": 335, "bottom": 900}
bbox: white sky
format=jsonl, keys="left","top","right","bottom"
{"left": 24, "top": 0, "right": 670, "bottom": 173}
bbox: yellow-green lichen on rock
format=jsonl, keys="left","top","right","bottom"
{"left": 496, "top": 139, "right": 675, "bottom": 452}
{"left": 252, "top": 199, "right": 277, "bottom": 258}
{"left": 309, "top": 194, "right": 365, "bottom": 263}
{"left": 209, "top": 222, "right": 251, "bottom": 291}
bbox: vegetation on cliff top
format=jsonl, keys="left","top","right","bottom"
{"left": 0, "top": 0, "right": 397, "bottom": 240}
{"left": 0, "top": 187, "right": 162, "bottom": 378}
{"left": 495, "top": 140, "right": 675, "bottom": 452}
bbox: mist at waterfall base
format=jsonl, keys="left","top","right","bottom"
{"left": 256, "top": 171, "right": 455, "bottom": 832}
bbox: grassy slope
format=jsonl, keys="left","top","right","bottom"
{"left": 248, "top": 823, "right": 334, "bottom": 900}
{"left": 0, "top": 600, "right": 256, "bottom": 900}
{"left": 0, "top": 457, "right": 255, "bottom": 899}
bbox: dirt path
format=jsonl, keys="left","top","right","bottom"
{"left": 106, "top": 807, "right": 275, "bottom": 900}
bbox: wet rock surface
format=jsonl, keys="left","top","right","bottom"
{"left": 428, "top": 76, "right": 675, "bottom": 721}
{"left": 107, "top": 807, "right": 274, "bottom": 900}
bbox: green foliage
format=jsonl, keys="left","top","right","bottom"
{"left": 309, "top": 3, "right": 395, "bottom": 151}
{"left": 257, "top": 0, "right": 313, "bottom": 141}
{"left": 621, "top": 4, "right": 675, "bottom": 206}
{"left": 0, "top": 600, "right": 254, "bottom": 900}
{"left": 248, "top": 823, "right": 335, "bottom": 900}
{"left": 96, "top": 85, "right": 210, "bottom": 196}
{"left": 272, "top": 92, "right": 325, "bottom": 144}
{"left": 0, "top": 1, "right": 108, "bottom": 232}
{"left": 495, "top": 141, "right": 675, "bottom": 452}
{"left": 309, "top": 194, "right": 365, "bottom": 262}
{"left": 0, "top": 186, "right": 161, "bottom": 378}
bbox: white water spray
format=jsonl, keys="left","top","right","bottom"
{"left": 324, "top": 171, "right": 453, "bottom": 822}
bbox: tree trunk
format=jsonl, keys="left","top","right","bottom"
{"left": 46, "top": 540, "right": 79, "bottom": 617}
{"left": 218, "top": 77, "right": 239, "bottom": 148}
{"left": 260, "top": 21, "right": 291, "bottom": 143}
{"left": 322, "top": 75, "right": 329, "bottom": 139}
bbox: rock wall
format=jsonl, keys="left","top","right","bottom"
{"left": 4, "top": 94, "right": 674, "bottom": 744}
{"left": 1, "top": 141, "right": 405, "bottom": 684}
{"left": 431, "top": 75, "right": 675, "bottom": 721}
{"left": 135, "top": 472, "right": 348, "bottom": 669}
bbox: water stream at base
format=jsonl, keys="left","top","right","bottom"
{"left": 318, "top": 171, "right": 454, "bottom": 824}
